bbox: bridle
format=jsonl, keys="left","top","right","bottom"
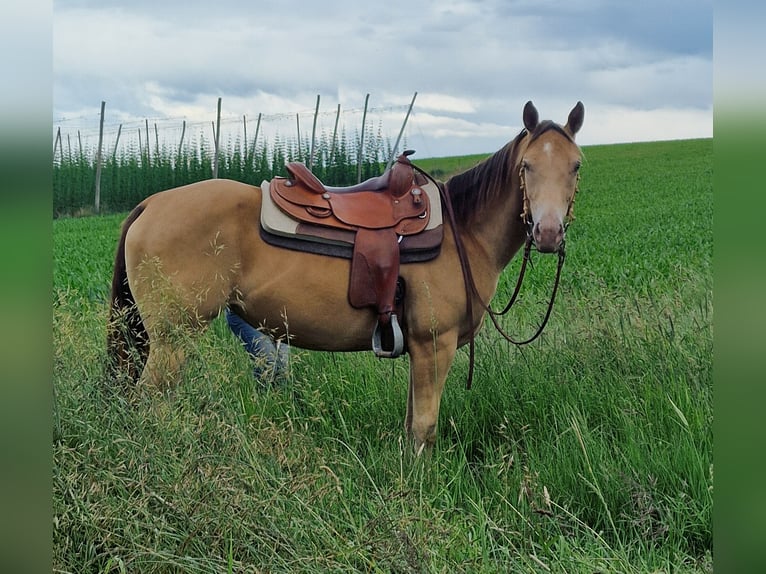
{"left": 412, "top": 147, "right": 580, "bottom": 390}
{"left": 483, "top": 162, "right": 579, "bottom": 343}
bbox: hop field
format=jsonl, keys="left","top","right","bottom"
{"left": 53, "top": 138, "right": 712, "bottom": 572}
{"left": 53, "top": 123, "right": 395, "bottom": 217}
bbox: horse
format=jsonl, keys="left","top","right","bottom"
{"left": 108, "top": 100, "right": 585, "bottom": 448}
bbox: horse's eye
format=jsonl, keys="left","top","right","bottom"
{"left": 522, "top": 160, "right": 531, "bottom": 172}
{"left": 572, "top": 161, "right": 581, "bottom": 174}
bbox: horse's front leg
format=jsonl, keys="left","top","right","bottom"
{"left": 405, "top": 330, "right": 458, "bottom": 448}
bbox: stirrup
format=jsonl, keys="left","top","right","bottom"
{"left": 372, "top": 313, "right": 404, "bottom": 358}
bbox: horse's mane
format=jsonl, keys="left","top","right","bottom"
{"left": 444, "top": 129, "right": 525, "bottom": 227}
{"left": 444, "top": 121, "right": 573, "bottom": 228}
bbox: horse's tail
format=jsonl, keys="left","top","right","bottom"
{"left": 107, "top": 203, "right": 148, "bottom": 383}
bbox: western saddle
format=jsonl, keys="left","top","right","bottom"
{"left": 268, "top": 151, "right": 432, "bottom": 358}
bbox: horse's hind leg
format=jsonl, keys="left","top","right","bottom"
{"left": 135, "top": 288, "right": 218, "bottom": 391}
{"left": 128, "top": 261, "right": 211, "bottom": 391}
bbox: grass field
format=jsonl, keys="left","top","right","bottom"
{"left": 53, "top": 138, "right": 713, "bottom": 573}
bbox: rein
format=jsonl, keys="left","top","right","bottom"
{"left": 412, "top": 164, "right": 478, "bottom": 386}
{"left": 484, "top": 236, "right": 567, "bottom": 346}
{"left": 412, "top": 159, "right": 576, "bottom": 390}
{"left": 483, "top": 162, "right": 574, "bottom": 345}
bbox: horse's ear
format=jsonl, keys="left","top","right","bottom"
{"left": 566, "top": 101, "right": 585, "bottom": 136}
{"left": 523, "top": 101, "right": 539, "bottom": 132}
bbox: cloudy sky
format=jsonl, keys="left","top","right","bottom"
{"left": 53, "top": 0, "right": 712, "bottom": 158}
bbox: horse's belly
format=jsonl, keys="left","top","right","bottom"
{"left": 239, "top": 296, "right": 376, "bottom": 351}
{"left": 236, "top": 251, "right": 379, "bottom": 352}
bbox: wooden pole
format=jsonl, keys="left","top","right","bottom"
{"left": 53, "top": 127, "right": 61, "bottom": 162}
{"left": 213, "top": 97, "right": 222, "bottom": 178}
{"left": 309, "top": 94, "right": 320, "bottom": 171}
{"left": 177, "top": 120, "right": 186, "bottom": 167}
{"left": 358, "top": 93, "right": 369, "bottom": 183}
{"left": 112, "top": 124, "right": 122, "bottom": 161}
{"left": 145, "top": 119, "right": 150, "bottom": 166}
{"left": 252, "top": 112, "right": 262, "bottom": 165}
{"left": 211, "top": 121, "right": 217, "bottom": 173}
{"left": 330, "top": 103, "right": 341, "bottom": 165}
{"left": 296, "top": 113, "right": 301, "bottom": 162}
{"left": 387, "top": 91, "right": 418, "bottom": 170}
{"left": 94, "top": 101, "right": 106, "bottom": 213}
{"left": 242, "top": 115, "right": 248, "bottom": 165}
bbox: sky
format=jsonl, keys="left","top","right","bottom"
{"left": 52, "top": 0, "right": 713, "bottom": 159}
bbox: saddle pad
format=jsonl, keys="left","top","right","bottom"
{"left": 260, "top": 179, "right": 444, "bottom": 262}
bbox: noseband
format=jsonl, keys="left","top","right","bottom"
{"left": 518, "top": 158, "right": 580, "bottom": 241}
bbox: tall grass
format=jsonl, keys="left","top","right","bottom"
{"left": 53, "top": 138, "right": 712, "bottom": 572}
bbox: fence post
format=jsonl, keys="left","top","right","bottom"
{"left": 242, "top": 115, "right": 248, "bottom": 165}
{"left": 387, "top": 91, "right": 418, "bottom": 170}
{"left": 251, "top": 112, "right": 262, "bottom": 166}
{"left": 358, "top": 93, "right": 369, "bottom": 183}
{"left": 309, "top": 94, "right": 320, "bottom": 171}
{"left": 177, "top": 120, "right": 186, "bottom": 167}
{"left": 213, "top": 97, "right": 222, "bottom": 178}
{"left": 330, "top": 104, "right": 341, "bottom": 165}
{"left": 295, "top": 113, "right": 302, "bottom": 162}
{"left": 53, "top": 127, "right": 62, "bottom": 161}
{"left": 145, "top": 119, "right": 150, "bottom": 166}
{"left": 94, "top": 101, "right": 106, "bottom": 213}
{"left": 112, "top": 124, "right": 122, "bottom": 162}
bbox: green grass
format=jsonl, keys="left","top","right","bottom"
{"left": 53, "top": 138, "right": 712, "bottom": 572}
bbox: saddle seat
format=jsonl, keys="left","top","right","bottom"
{"left": 268, "top": 151, "right": 434, "bottom": 358}
{"left": 285, "top": 163, "right": 391, "bottom": 195}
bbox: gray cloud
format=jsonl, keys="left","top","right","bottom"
{"left": 53, "top": 0, "right": 712, "bottom": 156}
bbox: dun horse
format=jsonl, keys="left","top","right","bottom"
{"left": 108, "top": 101, "right": 585, "bottom": 447}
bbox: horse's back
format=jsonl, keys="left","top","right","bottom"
{"left": 135, "top": 178, "right": 260, "bottom": 221}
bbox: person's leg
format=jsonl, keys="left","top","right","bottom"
{"left": 225, "top": 308, "right": 289, "bottom": 383}
{"left": 273, "top": 338, "right": 290, "bottom": 380}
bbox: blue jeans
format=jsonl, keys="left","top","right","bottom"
{"left": 225, "top": 308, "right": 289, "bottom": 383}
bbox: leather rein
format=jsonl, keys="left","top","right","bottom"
{"left": 411, "top": 161, "right": 578, "bottom": 390}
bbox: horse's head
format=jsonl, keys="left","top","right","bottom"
{"left": 519, "top": 101, "right": 585, "bottom": 253}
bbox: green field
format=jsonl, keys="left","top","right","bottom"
{"left": 53, "top": 138, "right": 713, "bottom": 572}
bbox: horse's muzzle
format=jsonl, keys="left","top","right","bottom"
{"left": 532, "top": 220, "right": 565, "bottom": 253}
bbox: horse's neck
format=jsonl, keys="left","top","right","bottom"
{"left": 467, "top": 185, "right": 526, "bottom": 272}
{"left": 448, "top": 142, "right": 528, "bottom": 274}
